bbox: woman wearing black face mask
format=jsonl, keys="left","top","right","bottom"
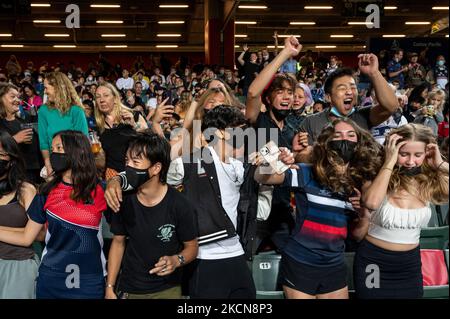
{"left": 0, "top": 130, "right": 107, "bottom": 299}
{"left": 355, "top": 123, "right": 449, "bottom": 299}
{"left": 0, "top": 131, "right": 41, "bottom": 298}
{"left": 255, "top": 117, "right": 383, "bottom": 299}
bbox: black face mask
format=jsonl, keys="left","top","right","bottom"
{"left": 399, "top": 166, "right": 422, "bottom": 176}
{"left": 0, "top": 160, "right": 9, "bottom": 178}
{"left": 271, "top": 106, "right": 291, "bottom": 121}
{"left": 50, "top": 153, "right": 70, "bottom": 174}
{"left": 328, "top": 140, "right": 358, "bottom": 163}
{"left": 125, "top": 166, "right": 150, "bottom": 189}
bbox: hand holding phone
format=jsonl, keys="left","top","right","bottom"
{"left": 259, "top": 141, "right": 291, "bottom": 174}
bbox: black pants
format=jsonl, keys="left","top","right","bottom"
{"left": 188, "top": 255, "right": 256, "bottom": 299}
{"left": 354, "top": 239, "right": 423, "bottom": 299}
{"left": 256, "top": 203, "right": 295, "bottom": 254}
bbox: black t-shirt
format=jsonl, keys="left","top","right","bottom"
{"left": 255, "top": 111, "right": 295, "bottom": 150}
{"left": 110, "top": 187, "right": 198, "bottom": 294}
{"left": 99, "top": 124, "right": 136, "bottom": 172}
{"left": 255, "top": 112, "right": 296, "bottom": 207}
{"left": 0, "top": 117, "right": 42, "bottom": 170}
{"left": 243, "top": 62, "right": 260, "bottom": 88}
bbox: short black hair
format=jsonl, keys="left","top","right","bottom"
{"left": 201, "top": 105, "right": 247, "bottom": 133}
{"left": 126, "top": 130, "right": 171, "bottom": 184}
{"left": 409, "top": 95, "right": 425, "bottom": 105}
{"left": 82, "top": 91, "right": 94, "bottom": 100}
{"left": 82, "top": 99, "right": 94, "bottom": 109}
{"left": 324, "top": 67, "right": 355, "bottom": 95}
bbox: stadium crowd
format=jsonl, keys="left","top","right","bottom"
{"left": 0, "top": 36, "right": 448, "bottom": 299}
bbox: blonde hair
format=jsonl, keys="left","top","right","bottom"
{"left": 195, "top": 87, "right": 233, "bottom": 120}
{"left": 427, "top": 89, "right": 447, "bottom": 112}
{"left": 45, "top": 71, "right": 82, "bottom": 113}
{"left": 94, "top": 82, "right": 133, "bottom": 133}
{"left": 385, "top": 123, "right": 449, "bottom": 204}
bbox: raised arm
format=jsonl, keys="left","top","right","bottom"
{"left": 359, "top": 54, "right": 400, "bottom": 126}
{"left": 362, "top": 134, "right": 405, "bottom": 210}
{"left": 237, "top": 45, "right": 248, "bottom": 66}
{"left": 245, "top": 36, "right": 302, "bottom": 124}
{"left": 168, "top": 99, "right": 201, "bottom": 159}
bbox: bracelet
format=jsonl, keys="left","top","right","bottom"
{"left": 382, "top": 167, "right": 393, "bottom": 172}
{"left": 437, "top": 161, "right": 446, "bottom": 170}
{"left": 106, "top": 283, "right": 115, "bottom": 288}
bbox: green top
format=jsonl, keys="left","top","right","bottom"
{"left": 38, "top": 104, "right": 89, "bottom": 151}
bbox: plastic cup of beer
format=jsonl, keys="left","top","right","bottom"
{"left": 20, "top": 123, "right": 34, "bottom": 144}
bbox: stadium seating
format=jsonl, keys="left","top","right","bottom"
{"left": 32, "top": 241, "right": 43, "bottom": 260}
{"left": 344, "top": 252, "right": 355, "bottom": 294}
{"left": 252, "top": 253, "right": 284, "bottom": 299}
{"left": 421, "top": 249, "right": 449, "bottom": 299}
{"left": 419, "top": 226, "right": 449, "bottom": 250}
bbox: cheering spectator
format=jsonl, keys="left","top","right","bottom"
{"left": 105, "top": 132, "right": 198, "bottom": 299}
{"left": 256, "top": 118, "right": 382, "bottom": 299}
{"left": 237, "top": 45, "right": 260, "bottom": 96}
{"left": 298, "top": 54, "right": 398, "bottom": 149}
{"left": 355, "top": 124, "right": 449, "bottom": 299}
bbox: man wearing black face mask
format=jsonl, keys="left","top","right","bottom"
{"left": 245, "top": 36, "right": 303, "bottom": 253}
{"left": 105, "top": 107, "right": 259, "bottom": 299}
{"left": 105, "top": 132, "right": 198, "bottom": 299}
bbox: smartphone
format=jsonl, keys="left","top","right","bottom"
{"left": 162, "top": 90, "right": 173, "bottom": 105}
{"left": 259, "top": 141, "right": 290, "bottom": 174}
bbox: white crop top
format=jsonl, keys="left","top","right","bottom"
{"left": 368, "top": 197, "right": 431, "bottom": 245}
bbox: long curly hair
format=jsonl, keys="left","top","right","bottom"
{"left": 44, "top": 71, "right": 82, "bottom": 114}
{"left": 312, "top": 117, "right": 383, "bottom": 196}
{"left": 385, "top": 123, "right": 448, "bottom": 204}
